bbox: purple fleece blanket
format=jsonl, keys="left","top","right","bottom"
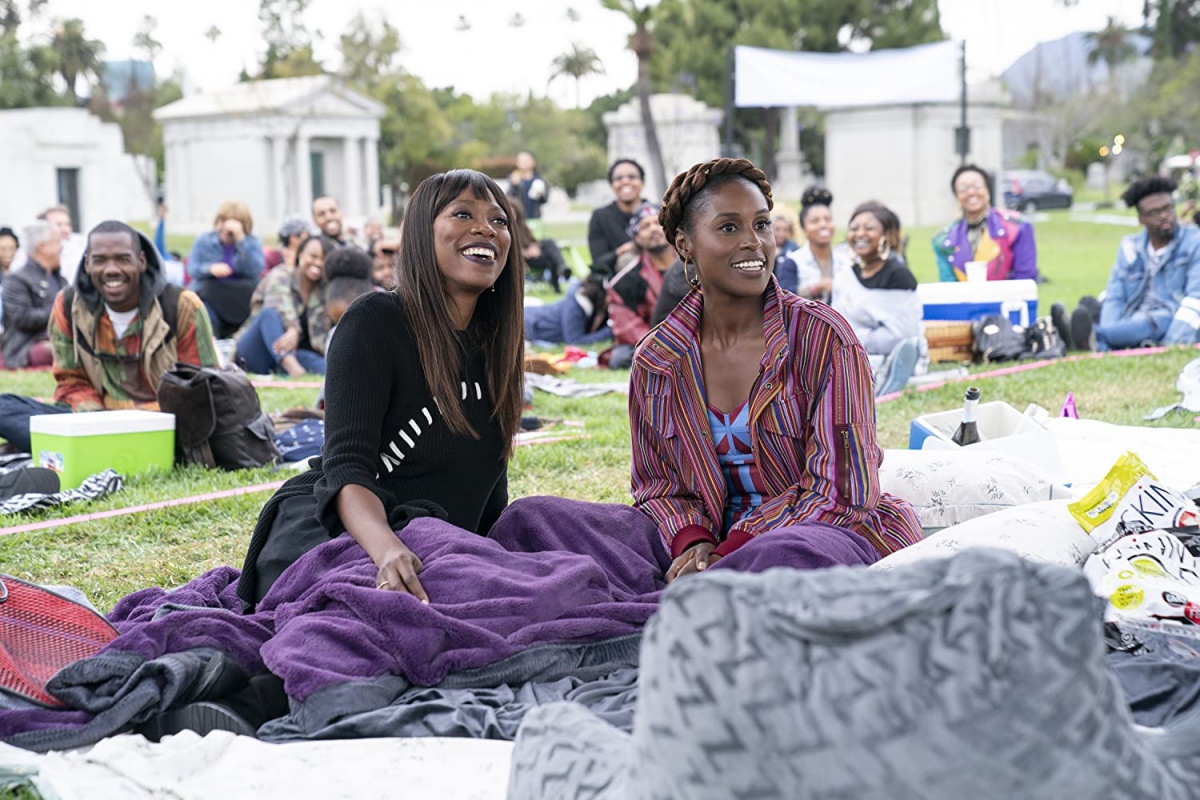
{"left": 0, "top": 497, "right": 876, "bottom": 750}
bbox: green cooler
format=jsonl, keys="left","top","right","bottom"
{"left": 30, "top": 410, "right": 175, "bottom": 490}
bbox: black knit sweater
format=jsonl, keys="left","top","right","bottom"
{"left": 313, "top": 291, "right": 508, "bottom": 537}
{"left": 587, "top": 201, "right": 641, "bottom": 278}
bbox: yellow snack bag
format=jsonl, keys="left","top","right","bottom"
{"left": 1070, "top": 452, "right": 1199, "bottom": 551}
{"left": 1069, "top": 452, "right": 1154, "bottom": 534}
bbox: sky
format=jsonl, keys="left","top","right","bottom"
{"left": 38, "top": 0, "right": 1146, "bottom": 106}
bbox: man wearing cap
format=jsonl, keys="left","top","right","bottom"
{"left": 605, "top": 202, "right": 679, "bottom": 369}
{"left": 268, "top": 216, "right": 315, "bottom": 273}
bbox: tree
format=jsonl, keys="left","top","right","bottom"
{"left": 549, "top": 42, "right": 605, "bottom": 109}
{"left": 253, "top": 0, "right": 322, "bottom": 79}
{"left": 600, "top": 0, "right": 668, "bottom": 194}
{"left": 0, "top": 30, "right": 60, "bottom": 108}
{"left": 649, "top": 0, "right": 944, "bottom": 176}
{"left": 338, "top": 11, "right": 401, "bottom": 92}
{"left": 0, "top": 0, "right": 45, "bottom": 35}
{"left": 1139, "top": 49, "right": 1200, "bottom": 162}
{"left": 1085, "top": 16, "right": 1136, "bottom": 96}
{"left": 0, "top": 2, "right": 63, "bottom": 109}
{"left": 133, "top": 15, "right": 162, "bottom": 63}
{"left": 52, "top": 17, "right": 104, "bottom": 103}
{"left": 336, "top": 14, "right": 468, "bottom": 219}
{"left": 1146, "top": 0, "right": 1200, "bottom": 60}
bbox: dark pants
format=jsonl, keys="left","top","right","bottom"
{"left": 197, "top": 278, "right": 257, "bottom": 339}
{"left": 608, "top": 343, "right": 635, "bottom": 370}
{"left": 234, "top": 308, "right": 326, "bottom": 375}
{"left": 0, "top": 395, "right": 71, "bottom": 453}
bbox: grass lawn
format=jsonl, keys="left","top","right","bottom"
{"left": 0, "top": 211, "right": 1187, "bottom": 614}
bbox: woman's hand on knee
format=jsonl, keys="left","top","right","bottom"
{"left": 375, "top": 543, "right": 429, "bottom": 603}
{"left": 666, "top": 542, "right": 720, "bottom": 584}
{"left": 272, "top": 328, "right": 300, "bottom": 356}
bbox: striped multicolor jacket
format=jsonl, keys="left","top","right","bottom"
{"left": 629, "top": 280, "right": 922, "bottom": 560}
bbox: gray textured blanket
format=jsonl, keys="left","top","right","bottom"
{"left": 509, "top": 549, "right": 1200, "bottom": 800}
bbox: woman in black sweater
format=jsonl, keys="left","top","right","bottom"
{"left": 587, "top": 158, "right": 647, "bottom": 279}
{"left": 240, "top": 170, "right": 524, "bottom": 607}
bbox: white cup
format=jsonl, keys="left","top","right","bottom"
{"left": 965, "top": 261, "right": 988, "bottom": 283}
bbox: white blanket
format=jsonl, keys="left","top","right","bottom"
{"left": 1042, "top": 418, "right": 1200, "bottom": 493}
{"left": 0, "top": 734, "right": 512, "bottom": 800}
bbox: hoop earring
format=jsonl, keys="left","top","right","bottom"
{"left": 684, "top": 259, "right": 700, "bottom": 289}
{"left": 877, "top": 239, "right": 892, "bottom": 261}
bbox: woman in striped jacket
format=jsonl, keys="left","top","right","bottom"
{"left": 630, "top": 158, "right": 921, "bottom": 582}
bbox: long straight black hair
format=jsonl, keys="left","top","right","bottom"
{"left": 396, "top": 169, "right": 525, "bottom": 458}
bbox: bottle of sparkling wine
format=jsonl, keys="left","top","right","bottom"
{"left": 951, "top": 386, "right": 981, "bottom": 446}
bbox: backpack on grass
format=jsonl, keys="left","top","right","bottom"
{"left": 971, "top": 315, "right": 1027, "bottom": 363}
{"left": 156, "top": 363, "right": 280, "bottom": 470}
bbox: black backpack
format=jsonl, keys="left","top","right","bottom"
{"left": 156, "top": 363, "right": 280, "bottom": 470}
{"left": 971, "top": 314, "right": 1027, "bottom": 363}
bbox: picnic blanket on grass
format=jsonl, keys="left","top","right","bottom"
{"left": 0, "top": 497, "right": 862, "bottom": 752}
{"left": 0, "top": 470, "right": 123, "bottom": 516}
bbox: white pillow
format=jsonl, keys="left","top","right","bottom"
{"left": 880, "top": 447, "right": 1069, "bottom": 530}
{"left": 871, "top": 498, "right": 1096, "bottom": 571}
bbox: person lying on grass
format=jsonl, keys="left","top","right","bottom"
{"left": 238, "top": 169, "right": 525, "bottom": 608}
{"left": 629, "top": 157, "right": 922, "bottom": 583}
{"left": 0, "top": 221, "right": 218, "bottom": 455}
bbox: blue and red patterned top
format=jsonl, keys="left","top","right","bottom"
{"left": 707, "top": 400, "right": 767, "bottom": 534}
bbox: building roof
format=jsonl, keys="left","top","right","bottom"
{"left": 154, "top": 75, "right": 385, "bottom": 121}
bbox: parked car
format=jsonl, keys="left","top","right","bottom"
{"left": 1002, "top": 170, "right": 1074, "bottom": 213}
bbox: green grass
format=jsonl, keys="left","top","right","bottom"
{"left": 2, "top": 212, "right": 1188, "bottom": 616}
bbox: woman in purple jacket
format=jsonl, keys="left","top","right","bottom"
{"left": 933, "top": 164, "right": 1038, "bottom": 283}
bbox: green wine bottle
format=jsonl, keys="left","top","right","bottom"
{"left": 951, "top": 386, "right": 981, "bottom": 446}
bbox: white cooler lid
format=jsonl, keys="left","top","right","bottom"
{"left": 29, "top": 410, "right": 176, "bottom": 436}
{"left": 917, "top": 278, "right": 1038, "bottom": 305}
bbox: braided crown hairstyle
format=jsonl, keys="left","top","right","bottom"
{"left": 658, "top": 158, "right": 774, "bottom": 248}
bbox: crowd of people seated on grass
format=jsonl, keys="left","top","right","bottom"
{"left": 2, "top": 154, "right": 1200, "bottom": 748}
{"left": 0, "top": 161, "right": 924, "bottom": 741}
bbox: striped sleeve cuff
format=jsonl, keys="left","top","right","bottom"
{"left": 670, "top": 524, "right": 718, "bottom": 559}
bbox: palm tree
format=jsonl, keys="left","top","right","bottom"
{"left": 601, "top": 0, "right": 667, "bottom": 195}
{"left": 52, "top": 18, "right": 104, "bottom": 103}
{"left": 549, "top": 42, "right": 605, "bottom": 109}
{"left": 1085, "top": 16, "right": 1136, "bottom": 96}
{"left": 133, "top": 15, "right": 162, "bottom": 63}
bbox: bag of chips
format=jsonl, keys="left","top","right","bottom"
{"left": 1068, "top": 452, "right": 1198, "bottom": 551}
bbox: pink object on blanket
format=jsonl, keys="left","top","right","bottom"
{"left": 1061, "top": 392, "right": 1079, "bottom": 419}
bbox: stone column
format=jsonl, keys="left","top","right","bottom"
{"left": 295, "top": 133, "right": 311, "bottom": 211}
{"left": 268, "top": 134, "right": 287, "bottom": 220}
{"left": 363, "top": 136, "right": 380, "bottom": 217}
{"left": 342, "top": 135, "right": 361, "bottom": 218}
{"left": 775, "top": 105, "right": 807, "bottom": 202}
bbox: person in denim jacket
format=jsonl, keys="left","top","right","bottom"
{"left": 1069, "top": 177, "right": 1200, "bottom": 351}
